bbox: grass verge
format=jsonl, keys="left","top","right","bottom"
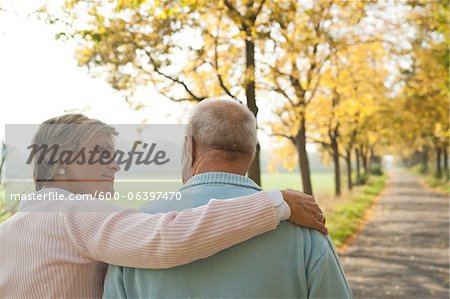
{"left": 327, "top": 174, "right": 387, "bottom": 249}
{"left": 423, "top": 175, "right": 450, "bottom": 193}
{"left": 409, "top": 166, "right": 450, "bottom": 194}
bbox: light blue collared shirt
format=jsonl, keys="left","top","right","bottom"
{"left": 103, "top": 172, "right": 353, "bottom": 299}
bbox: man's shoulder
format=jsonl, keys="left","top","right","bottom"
{"left": 285, "top": 224, "right": 340, "bottom": 273}
{"left": 279, "top": 220, "right": 327, "bottom": 240}
{"left": 277, "top": 221, "right": 331, "bottom": 256}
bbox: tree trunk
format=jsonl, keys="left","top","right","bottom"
{"left": 410, "top": 151, "right": 419, "bottom": 167}
{"left": 444, "top": 147, "right": 449, "bottom": 180}
{"left": 244, "top": 35, "right": 261, "bottom": 185}
{"left": 355, "top": 148, "right": 361, "bottom": 184}
{"left": 361, "top": 145, "right": 368, "bottom": 176}
{"left": 249, "top": 143, "right": 261, "bottom": 185}
{"left": 415, "top": 150, "right": 421, "bottom": 166}
{"left": 331, "top": 135, "right": 341, "bottom": 197}
{"left": 369, "top": 147, "right": 375, "bottom": 171}
{"left": 346, "top": 149, "right": 353, "bottom": 190}
{"left": 295, "top": 118, "right": 313, "bottom": 195}
{"left": 436, "top": 146, "right": 442, "bottom": 179}
{"left": 421, "top": 147, "right": 429, "bottom": 174}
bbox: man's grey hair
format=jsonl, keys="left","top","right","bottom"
{"left": 189, "top": 99, "right": 257, "bottom": 160}
{"left": 31, "top": 114, "right": 117, "bottom": 191}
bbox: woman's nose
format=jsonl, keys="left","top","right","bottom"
{"left": 110, "top": 159, "right": 121, "bottom": 173}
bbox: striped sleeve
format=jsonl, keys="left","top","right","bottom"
{"left": 60, "top": 192, "right": 278, "bottom": 269}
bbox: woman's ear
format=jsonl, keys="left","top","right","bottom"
{"left": 53, "top": 163, "right": 67, "bottom": 178}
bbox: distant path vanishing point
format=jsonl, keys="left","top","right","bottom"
{"left": 341, "top": 169, "right": 449, "bottom": 298}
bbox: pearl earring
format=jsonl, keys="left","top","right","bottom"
{"left": 58, "top": 168, "right": 66, "bottom": 175}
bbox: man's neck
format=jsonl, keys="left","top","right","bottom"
{"left": 192, "top": 152, "right": 249, "bottom": 177}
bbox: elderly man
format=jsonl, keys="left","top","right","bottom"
{"left": 103, "top": 99, "right": 353, "bottom": 298}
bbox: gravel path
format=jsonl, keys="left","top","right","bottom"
{"left": 340, "top": 169, "right": 449, "bottom": 298}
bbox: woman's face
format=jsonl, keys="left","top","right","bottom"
{"left": 63, "top": 134, "right": 120, "bottom": 195}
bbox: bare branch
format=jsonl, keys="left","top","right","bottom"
{"left": 161, "top": 94, "right": 203, "bottom": 103}
{"left": 274, "top": 67, "right": 293, "bottom": 79}
{"left": 252, "top": 0, "right": 267, "bottom": 21}
{"left": 268, "top": 106, "right": 298, "bottom": 138}
{"left": 223, "top": 0, "right": 244, "bottom": 31}
{"left": 271, "top": 132, "right": 295, "bottom": 142}
{"left": 260, "top": 126, "right": 295, "bottom": 143}
{"left": 305, "top": 70, "right": 323, "bottom": 105}
{"left": 143, "top": 52, "right": 205, "bottom": 102}
{"left": 309, "top": 137, "right": 331, "bottom": 148}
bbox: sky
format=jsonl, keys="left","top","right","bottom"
{"left": 0, "top": 0, "right": 194, "bottom": 136}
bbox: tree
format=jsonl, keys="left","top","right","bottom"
{"left": 393, "top": 0, "right": 449, "bottom": 176}
{"left": 262, "top": 0, "right": 368, "bottom": 195}
{"left": 309, "top": 40, "right": 389, "bottom": 195}
{"left": 53, "top": 0, "right": 274, "bottom": 184}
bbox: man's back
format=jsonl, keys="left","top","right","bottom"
{"left": 103, "top": 172, "right": 352, "bottom": 298}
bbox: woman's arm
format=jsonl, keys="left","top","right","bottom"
{"left": 60, "top": 191, "right": 278, "bottom": 269}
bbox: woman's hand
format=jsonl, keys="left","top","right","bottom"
{"left": 281, "top": 189, "right": 328, "bottom": 235}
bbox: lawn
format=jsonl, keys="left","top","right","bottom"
{"left": 326, "top": 175, "right": 387, "bottom": 248}
{"left": 261, "top": 172, "right": 334, "bottom": 195}
{"left": 114, "top": 172, "right": 335, "bottom": 209}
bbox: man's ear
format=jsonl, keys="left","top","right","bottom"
{"left": 181, "top": 135, "right": 194, "bottom": 184}
{"left": 185, "top": 135, "right": 194, "bottom": 166}
{"left": 191, "top": 137, "right": 197, "bottom": 165}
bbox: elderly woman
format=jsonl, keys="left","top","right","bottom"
{"left": 0, "top": 114, "right": 326, "bottom": 298}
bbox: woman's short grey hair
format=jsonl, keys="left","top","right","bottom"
{"left": 31, "top": 114, "right": 117, "bottom": 191}
{"left": 189, "top": 99, "right": 257, "bottom": 160}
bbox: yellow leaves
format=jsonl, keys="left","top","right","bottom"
{"left": 65, "top": 0, "right": 80, "bottom": 10}
{"left": 267, "top": 140, "right": 298, "bottom": 173}
{"left": 115, "top": 0, "right": 146, "bottom": 11}
{"left": 59, "top": 0, "right": 446, "bottom": 165}
{"left": 154, "top": 7, "right": 169, "bottom": 20}
{"left": 270, "top": 114, "right": 299, "bottom": 138}
{"left": 75, "top": 46, "right": 95, "bottom": 66}
{"left": 434, "top": 122, "right": 450, "bottom": 141}
{"left": 398, "top": 5, "right": 449, "bottom": 149}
